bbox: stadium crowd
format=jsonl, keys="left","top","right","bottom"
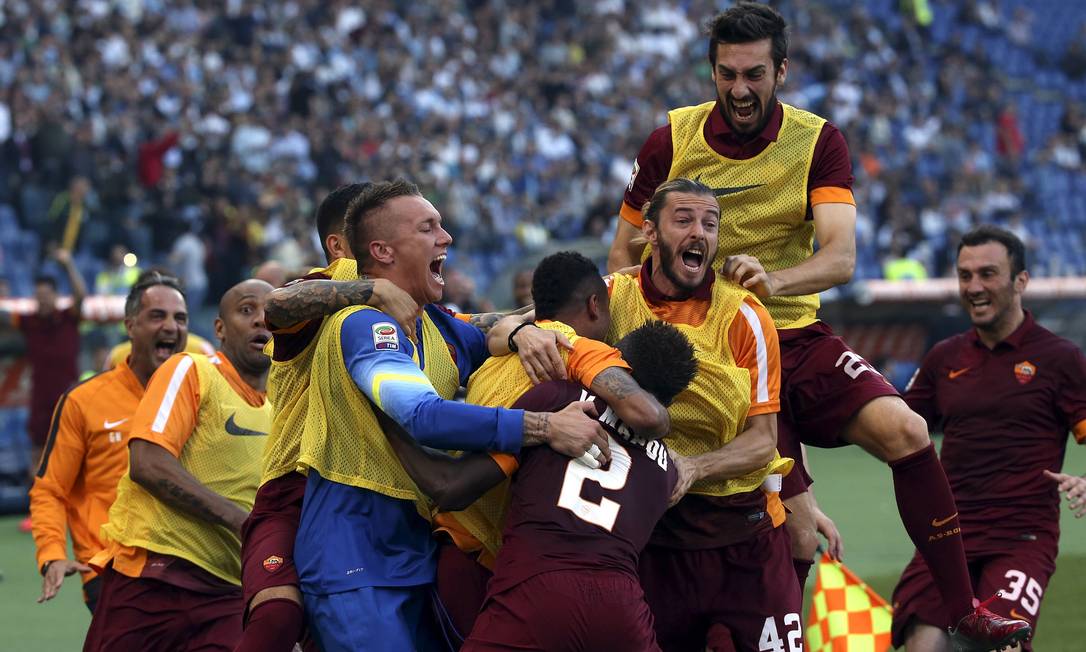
{"left": 1, "top": 0, "right": 1085, "bottom": 305}
{"left": 1, "top": 1, "right": 1086, "bottom": 651}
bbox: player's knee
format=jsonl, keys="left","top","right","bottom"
{"left": 249, "top": 584, "right": 303, "bottom": 612}
{"left": 863, "top": 403, "right": 931, "bottom": 462}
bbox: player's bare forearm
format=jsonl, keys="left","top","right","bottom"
{"left": 380, "top": 414, "right": 506, "bottom": 511}
{"left": 607, "top": 218, "right": 645, "bottom": 273}
{"left": 129, "top": 440, "right": 248, "bottom": 535}
{"left": 690, "top": 413, "right": 778, "bottom": 482}
{"left": 485, "top": 313, "right": 533, "bottom": 354}
{"left": 522, "top": 411, "right": 551, "bottom": 447}
{"left": 264, "top": 279, "right": 378, "bottom": 329}
{"left": 765, "top": 244, "right": 855, "bottom": 296}
{"left": 589, "top": 367, "right": 670, "bottom": 439}
{"left": 57, "top": 250, "right": 87, "bottom": 308}
{"left": 467, "top": 305, "right": 532, "bottom": 336}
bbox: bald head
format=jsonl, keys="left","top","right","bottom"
{"left": 219, "top": 279, "right": 274, "bottom": 317}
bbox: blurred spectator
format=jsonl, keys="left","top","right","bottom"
{"left": 95, "top": 244, "right": 141, "bottom": 297}
{"left": 442, "top": 268, "right": 495, "bottom": 314}
{"left": 169, "top": 230, "right": 208, "bottom": 309}
{"left": 0, "top": 250, "right": 85, "bottom": 498}
{"left": 512, "top": 268, "right": 534, "bottom": 309}
{"left": 883, "top": 242, "right": 929, "bottom": 281}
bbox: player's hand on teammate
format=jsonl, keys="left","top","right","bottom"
{"left": 814, "top": 505, "right": 844, "bottom": 560}
{"left": 1044, "top": 470, "right": 1086, "bottom": 517}
{"left": 372, "top": 279, "right": 420, "bottom": 342}
{"left": 514, "top": 326, "right": 572, "bottom": 384}
{"left": 539, "top": 401, "right": 610, "bottom": 468}
{"left": 722, "top": 254, "right": 775, "bottom": 299}
{"left": 38, "top": 558, "right": 91, "bottom": 603}
{"left": 668, "top": 453, "right": 697, "bottom": 506}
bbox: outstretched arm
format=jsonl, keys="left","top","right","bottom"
{"left": 265, "top": 278, "right": 419, "bottom": 340}
{"left": 55, "top": 249, "right": 86, "bottom": 314}
{"left": 722, "top": 202, "right": 856, "bottom": 299}
{"left": 687, "top": 413, "right": 778, "bottom": 483}
{"left": 607, "top": 219, "right": 647, "bottom": 272}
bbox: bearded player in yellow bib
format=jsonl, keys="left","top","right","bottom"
{"left": 606, "top": 5, "right": 1030, "bottom": 650}
{"left": 83, "top": 279, "right": 274, "bottom": 652}
{"left": 292, "top": 179, "right": 611, "bottom": 652}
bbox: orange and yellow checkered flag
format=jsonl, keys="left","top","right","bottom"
{"left": 805, "top": 552, "right": 894, "bottom": 652}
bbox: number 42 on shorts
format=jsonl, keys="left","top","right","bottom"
{"left": 759, "top": 613, "right": 802, "bottom": 652}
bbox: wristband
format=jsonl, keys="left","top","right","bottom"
{"left": 508, "top": 322, "right": 536, "bottom": 353}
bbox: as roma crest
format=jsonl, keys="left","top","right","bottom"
{"left": 1013, "top": 361, "right": 1037, "bottom": 385}
{"left": 263, "top": 555, "right": 284, "bottom": 573}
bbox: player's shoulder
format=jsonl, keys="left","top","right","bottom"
{"left": 60, "top": 368, "right": 116, "bottom": 404}
{"left": 926, "top": 331, "right": 973, "bottom": 359}
{"left": 341, "top": 307, "right": 407, "bottom": 353}
{"left": 1023, "top": 321, "right": 1085, "bottom": 365}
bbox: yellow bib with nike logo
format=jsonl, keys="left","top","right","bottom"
{"left": 261, "top": 257, "right": 358, "bottom": 484}
{"left": 101, "top": 354, "right": 269, "bottom": 585}
{"left": 665, "top": 101, "right": 824, "bottom": 329}
{"left": 296, "top": 305, "right": 460, "bottom": 518}
{"left": 606, "top": 273, "right": 792, "bottom": 496}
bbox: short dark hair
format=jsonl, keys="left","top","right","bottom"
{"left": 707, "top": 2, "right": 789, "bottom": 69}
{"left": 33, "top": 275, "right": 57, "bottom": 290}
{"left": 344, "top": 179, "right": 422, "bottom": 270}
{"left": 125, "top": 271, "right": 187, "bottom": 319}
{"left": 958, "top": 225, "right": 1027, "bottom": 277}
{"left": 615, "top": 321, "right": 697, "bottom": 407}
{"left": 531, "top": 251, "right": 605, "bottom": 321}
{"left": 642, "top": 178, "right": 716, "bottom": 224}
{"left": 316, "top": 182, "right": 372, "bottom": 262}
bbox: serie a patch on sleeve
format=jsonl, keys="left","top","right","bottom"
{"left": 372, "top": 322, "right": 400, "bottom": 351}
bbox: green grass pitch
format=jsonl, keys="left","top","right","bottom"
{"left": 1, "top": 442, "right": 1084, "bottom": 649}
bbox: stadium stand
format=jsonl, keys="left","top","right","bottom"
{"left": 0, "top": 0, "right": 1082, "bottom": 304}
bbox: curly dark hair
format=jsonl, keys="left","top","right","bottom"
{"left": 707, "top": 2, "right": 789, "bottom": 70}
{"left": 316, "top": 182, "right": 371, "bottom": 263}
{"left": 532, "top": 251, "right": 606, "bottom": 321}
{"left": 615, "top": 321, "right": 697, "bottom": 407}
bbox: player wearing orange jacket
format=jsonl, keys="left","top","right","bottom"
{"left": 29, "top": 273, "right": 190, "bottom": 612}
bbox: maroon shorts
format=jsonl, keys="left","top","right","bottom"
{"left": 83, "top": 565, "right": 244, "bottom": 652}
{"left": 434, "top": 540, "right": 493, "bottom": 642}
{"left": 464, "top": 569, "right": 659, "bottom": 651}
{"left": 891, "top": 526, "right": 1057, "bottom": 650}
{"left": 240, "top": 472, "right": 306, "bottom": 610}
{"left": 777, "top": 322, "right": 899, "bottom": 499}
{"left": 638, "top": 526, "right": 802, "bottom": 652}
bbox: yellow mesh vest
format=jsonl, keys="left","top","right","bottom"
{"left": 606, "top": 274, "right": 792, "bottom": 495}
{"left": 100, "top": 354, "right": 269, "bottom": 585}
{"left": 664, "top": 101, "right": 824, "bottom": 329}
{"left": 261, "top": 258, "right": 358, "bottom": 484}
{"left": 296, "top": 305, "right": 460, "bottom": 518}
{"left": 444, "top": 321, "right": 580, "bottom": 558}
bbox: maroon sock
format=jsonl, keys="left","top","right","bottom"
{"left": 793, "top": 558, "right": 814, "bottom": 594}
{"left": 235, "top": 598, "right": 305, "bottom": 652}
{"left": 889, "top": 443, "right": 974, "bottom": 620}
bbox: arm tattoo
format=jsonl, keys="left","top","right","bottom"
{"left": 265, "top": 279, "right": 376, "bottom": 329}
{"left": 153, "top": 478, "right": 232, "bottom": 528}
{"left": 522, "top": 412, "right": 550, "bottom": 446}
{"left": 468, "top": 311, "right": 506, "bottom": 335}
{"left": 591, "top": 367, "right": 640, "bottom": 401}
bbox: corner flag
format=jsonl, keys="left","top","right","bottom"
{"left": 805, "top": 552, "right": 894, "bottom": 652}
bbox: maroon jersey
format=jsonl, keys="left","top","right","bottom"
{"left": 905, "top": 311, "right": 1086, "bottom": 529}
{"left": 487, "top": 381, "right": 678, "bottom": 596}
{"left": 16, "top": 307, "right": 80, "bottom": 444}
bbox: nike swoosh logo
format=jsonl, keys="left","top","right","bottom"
{"left": 948, "top": 368, "right": 971, "bottom": 379}
{"left": 103, "top": 418, "right": 128, "bottom": 429}
{"left": 931, "top": 513, "right": 958, "bottom": 527}
{"left": 224, "top": 414, "right": 268, "bottom": 437}
{"left": 1009, "top": 608, "right": 1030, "bottom": 621}
{"left": 712, "top": 184, "right": 765, "bottom": 197}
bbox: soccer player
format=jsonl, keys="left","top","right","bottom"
{"left": 892, "top": 226, "right": 1082, "bottom": 651}
{"left": 604, "top": 178, "right": 795, "bottom": 651}
{"left": 235, "top": 183, "right": 419, "bottom": 652}
{"left": 462, "top": 321, "right": 697, "bottom": 651}
{"left": 83, "top": 279, "right": 274, "bottom": 652}
{"left": 0, "top": 249, "right": 85, "bottom": 496}
{"left": 606, "top": 5, "right": 1029, "bottom": 648}
{"left": 29, "top": 273, "right": 189, "bottom": 612}
{"left": 292, "top": 179, "right": 610, "bottom": 652}
{"left": 424, "top": 250, "right": 677, "bottom": 641}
